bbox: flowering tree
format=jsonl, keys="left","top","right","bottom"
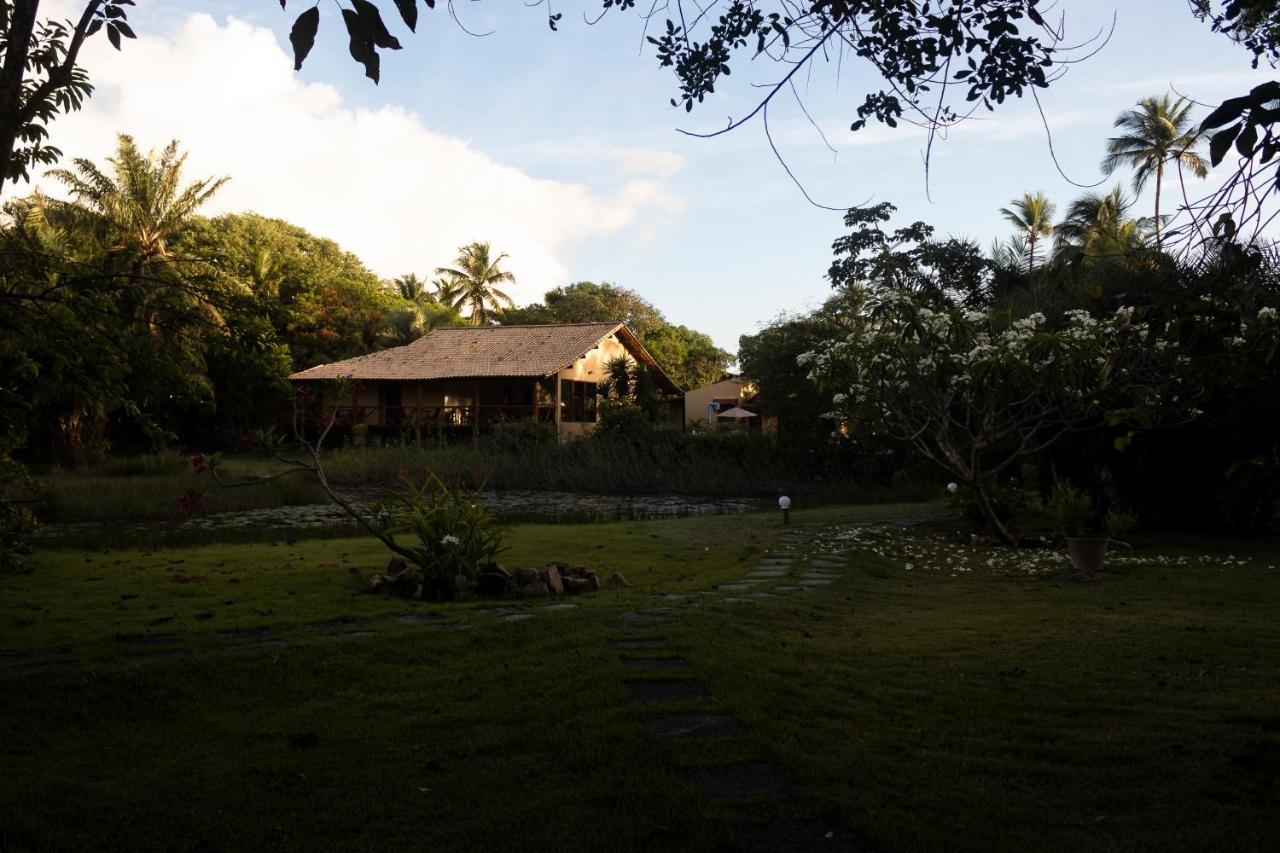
{"left": 803, "top": 293, "right": 1194, "bottom": 543}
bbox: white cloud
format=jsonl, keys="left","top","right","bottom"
{"left": 610, "top": 148, "right": 687, "bottom": 178}
{"left": 14, "top": 9, "right": 684, "bottom": 304}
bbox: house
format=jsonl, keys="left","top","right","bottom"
{"left": 288, "top": 321, "right": 681, "bottom": 439}
{"left": 683, "top": 375, "right": 775, "bottom": 434}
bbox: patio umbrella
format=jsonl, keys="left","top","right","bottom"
{"left": 716, "top": 407, "right": 758, "bottom": 419}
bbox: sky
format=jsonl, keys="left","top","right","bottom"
{"left": 16, "top": 0, "right": 1278, "bottom": 353}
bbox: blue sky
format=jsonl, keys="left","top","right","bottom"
{"left": 30, "top": 1, "right": 1277, "bottom": 352}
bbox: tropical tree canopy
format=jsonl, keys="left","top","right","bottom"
{"left": 999, "top": 192, "right": 1056, "bottom": 274}
{"left": 1101, "top": 95, "right": 1210, "bottom": 245}
{"left": 434, "top": 241, "right": 516, "bottom": 325}
{"left": 44, "top": 133, "right": 227, "bottom": 269}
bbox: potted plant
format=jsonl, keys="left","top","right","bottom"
{"left": 1046, "top": 484, "right": 1108, "bottom": 574}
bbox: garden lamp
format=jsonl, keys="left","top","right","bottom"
{"left": 779, "top": 495, "right": 791, "bottom": 525}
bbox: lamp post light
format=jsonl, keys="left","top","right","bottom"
{"left": 946, "top": 482, "right": 959, "bottom": 495}
{"left": 779, "top": 495, "right": 791, "bottom": 525}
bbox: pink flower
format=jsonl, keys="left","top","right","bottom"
{"left": 191, "top": 454, "right": 206, "bottom": 474}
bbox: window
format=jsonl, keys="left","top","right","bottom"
{"left": 560, "top": 380, "right": 598, "bottom": 423}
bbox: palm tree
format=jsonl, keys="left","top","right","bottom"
{"left": 999, "top": 192, "right": 1056, "bottom": 274}
{"left": 44, "top": 134, "right": 228, "bottom": 331}
{"left": 1100, "top": 94, "right": 1209, "bottom": 248}
{"left": 393, "top": 273, "right": 430, "bottom": 303}
{"left": 46, "top": 134, "right": 227, "bottom": 270}
{"left": 434, "top": 241, "right": 516, "bottom": 325}
{"left": 430, "top": 276, "right": 465, "bottom": 310}
{"left": 1053, "top": 186, "right": 1152, "bottom": 265}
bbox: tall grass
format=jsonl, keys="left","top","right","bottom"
{"left": 41, "top": 465, "right": 325, "bottom": 523}
{"left": 37, "top": 431, "right": 936, "bottom": 525}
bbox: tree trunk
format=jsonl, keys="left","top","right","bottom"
{"left": 0, "top": 0, "right": 41, "bottom": 194}
{"left": 1027, "top": 233, "right": 1036, "bottom": 275}
{"left": 1154, "top": 161, "right": 1164, "bottom": 249}
{"left": 972, "top": 482, "right": 1018, "bottom": 546}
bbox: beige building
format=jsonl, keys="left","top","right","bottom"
{"left": 289, "top": 322, "right": 680, "bottom": 440}
{"left": 683, "top": 376, "right": 765, "bottom": 430}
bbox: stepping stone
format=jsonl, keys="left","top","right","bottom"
{"left": 653, "top": 594, "right": 687, "bottom": 601}
{"left": 734, "top": 822, "right": 862, "bottom": 853}
{"left": 394, "top": 613, "right": 444, "bottom": 624}
{"left": 772, "top": 586, "right": 801, "bottom": 593}
{"left": 0, "top": 645, "right": 71, "bottom": 661}
{"left": 648, "top": 606, "right": 678, "bottom": 613}
{"left": 227, "top": 640, "right": 288, "bottom": 654}
{"left": 605, "top": 624, "right": 663, "bottom": 634}
{"left": 798, "top": 579, "right": 834, "bottom": 587}
{"left": 685, "top": 763, "right": 792, "bottom": 799}
{"left": 125, "top": 650, "right": 187, "bottom": 664}
{"left": 307, "top": 619, "right": 363, "bottom": 635}
{"left": 801, "top": 572, "right": 840, "bottom": 580}
{"left": 626, "top": 680, "right": 713, "bottom": 702}
{"left": 502, "top": 614, "right": 534, "bottom": 622}
{"left": 717, "top": 582, "right": 760, "bottom": 592}
{"left": 116, "top": 634, "right": 178, "bottom": 647}
{"left": 757, "top": 559, "right": 793, "bottom": 567}
{"left": 216, "top": 627, "right": 274, "bottom": 640}
{"left": 714, "top": 597, "right": 745, "bottom": 605}
{"left": 745, "top": 570, "right": 788, "bottom": 579}
{"left": 608, "top": 637, "right": 667, "bottom": 649}
{"left": 0, "top": 660, "right": 81, "bottom": 678}
{"left": 423, "top": 623, "right": 473, "bottom": 632}
{"left": 620, "top": 657, "right": 691, "bottom": 670}
{"left": 614, "top": 612, "right": 668, "bottom": 624}
{"left": 750, "top": 592, "right": 775, "bottom": 599}
{"left": 647, "top": 713, "right": 747, "bottom": 739}
{"left": 542, "top": 603, "right": 578, "bottom": 611}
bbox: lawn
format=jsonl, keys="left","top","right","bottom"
{"left": 2, "top": 502, "right": 1278, "bottom": 852}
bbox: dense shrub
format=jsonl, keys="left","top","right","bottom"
{"left": 383, "top": 473, "right": 504, "bottom": 583}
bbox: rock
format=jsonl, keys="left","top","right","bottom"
{"left": 586, "top": 572, "right": 601, "bottom": 591}
{"left": 476, "top": 572, "right": 512, "bottom": 599}
{"left": 386, "top": 557, "right": 408, "bottom": 575}
{"left": 606, "top": 573, "right": 631, "bottom": 589}
{"left": 514, "top": 567, "right": 540, "bottom": 587}
{"left": 485, "top": 563, "right": 513, "bottom": 580}
{"left": 563, "top": 577, "right": 592, "bottom": 594}
{"left": 543, "top": 566, "right": 565, "bottom": 595}
{"left": 522, "top": 579, "right": 549, "bottom": 597}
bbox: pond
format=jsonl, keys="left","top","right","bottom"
{"left": 38, "top": 490, "right": 769, "bottom": 545}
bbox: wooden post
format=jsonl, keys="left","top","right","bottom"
{"left": 413, "top": 382, "right": 422, "bottom": 448}
{"left": 472, "top": 379, "right": 480, "bottom": 447}
{"left": 553, "top": 374, "right": 562, "bottom": 438}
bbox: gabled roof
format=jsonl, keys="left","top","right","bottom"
{"left": 289, "top": 321, "right": 682, "bottom": 392}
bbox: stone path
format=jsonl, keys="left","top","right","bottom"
{"left": 596, "top": 529, "right": 866, "bottom": 851}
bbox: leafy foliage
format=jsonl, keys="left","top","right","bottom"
{"left": 382, "top": 471, "right": 504, "bottom": 580}
{"left": 828, "top": 203, "right": 994, "bottom": 308}
{"left": 0, "top": 447, "right": 39, "bottom": 572}
{"left": 1045, "top": 483, "right": 1096, "bottom": 537}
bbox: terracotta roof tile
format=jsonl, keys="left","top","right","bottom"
{"left": 289, "top": 322, "right": 629, "bottom": 382}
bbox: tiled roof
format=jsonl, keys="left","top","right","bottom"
{"left": 289, "top": 321, "right": 638, "bottom": 382}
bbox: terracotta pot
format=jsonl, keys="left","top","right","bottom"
{"left": 1065, "top": 537, "right": 1109, "bottom": 573}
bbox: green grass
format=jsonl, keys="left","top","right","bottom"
{"left": 2, "top": 504, "right": 1278, "bottom": 852}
